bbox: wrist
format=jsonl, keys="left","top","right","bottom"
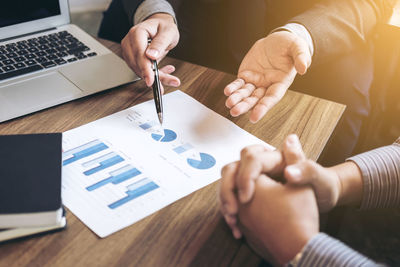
{"left": 280, "top": 232, "right": 316, "bottom": 266}
{"left": 331, "top": 162, "right": 363, "bottom": 207}
{"left": 273, "top": 23, "right": 314, "bottom": 57}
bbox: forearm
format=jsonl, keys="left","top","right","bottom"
{"left": 289, "top": 0, "right": 394, "bottom": 65}
{"left": 295, "top": 233, "right": 381, "bottom": 267}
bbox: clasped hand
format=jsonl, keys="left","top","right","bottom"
{"left": 218, "top": 135, "right": 343, "bottom": 264}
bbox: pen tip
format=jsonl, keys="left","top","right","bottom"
{"left": 158, "top": 113, "right": 163, "bottom": 125}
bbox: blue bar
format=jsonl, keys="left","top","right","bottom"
{"left": 113, "top": 168, "right": 141, "bottom": 184}
{"left": 83, "top": 153, "right": 124, "bottom": 176}
{"left": 86, "top": 165, "right": 142, "bottom": 191}
{"left": 108, "top": 178, "right": 159, "bottom": 209}
{"left": 173, "top": 143, "right": 194, "bottom": 154}
{"left": 139, "top": 121, "right": 156, "bottom": 130}
{"left": 62, "top": 140, "right": 108, "bottom": 166}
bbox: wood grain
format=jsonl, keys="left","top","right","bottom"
{"left": 0, "top": 39, "right": 345, "bottom": 267}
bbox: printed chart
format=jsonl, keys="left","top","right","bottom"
{"left": 61, "top": 90, "right": 272, "bottom": 238}
{"left": 63, "top": 139, "right": 160, "bottom": 210}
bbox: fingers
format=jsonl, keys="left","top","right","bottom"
{"left": 224, "top": 78, "right": 245, "bottom": 96}
{"left": 249, "top": 80, "right": 291, "bottom": 123}
{"left": 225, "top": 83, "right": 256, "bottom": 109}
{"left": 146, "top": 26, "right": 179, "bottom": 61}
{"left": 284, "top": 160, "right": 337, "bottom": 212}
{"left": 227, "top": 87, "right": 264, "bottom": 117}
{"left": 284, "top": 160, "right": 322, "bottom": 185}
{"left": 159, "top": 65, "right": 180, "bottom": 87}
{"left": 220, "top": 162, "right": 240, "bottom": 216}
{"left": 121, "top": 14, "right": 179, "bottom": 87}
{"left": 237, "top": 146, "right": 284, "bottom": 203}
{"left": 290, "top": 36, "right": 312, "bottom": 75}
{"left": 122, "top": 26, "right": 154, "bottom": 86}
{"left": 220, "top": 162, "right": 242, "bottom": 238}
{"left": 282, "top": 134, "right": 305, "bottom": 165}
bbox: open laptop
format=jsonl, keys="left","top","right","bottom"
{"left": 0, "top": 0, "right": 139, "bottom": 122}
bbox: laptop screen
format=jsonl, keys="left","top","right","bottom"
{"left": 0, "top": 0, "right": 61, "bottom": 28}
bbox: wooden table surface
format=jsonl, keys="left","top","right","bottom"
{"left": 0, "top": 39, "right": 345, "bottom": 267}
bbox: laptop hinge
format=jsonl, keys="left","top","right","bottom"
{"left": 0, "top": 27, "right": 57, "bottom": 43}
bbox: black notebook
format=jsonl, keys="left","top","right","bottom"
{"left": 0, "top": 133, "right": 63, "bottom": 228}
{"left": 0, "top": 213, "right": 66, "bottom": 243}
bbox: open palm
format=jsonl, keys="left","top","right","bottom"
{"left": 224, "top": 31, "right": 311, "bottom": 123}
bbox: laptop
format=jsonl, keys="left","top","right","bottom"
{"left": 0, "top": 0, "right": 139, "bottom": 122}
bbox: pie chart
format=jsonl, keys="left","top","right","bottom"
{"left": 151, "top": 129, "right": 177, "bottom": 142}
{"left": 187, "top": 152, "right": 216, "bottom": 170}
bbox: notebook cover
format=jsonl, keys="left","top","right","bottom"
{"left": 0, "top": 133, "right": 62, "bottom": 214}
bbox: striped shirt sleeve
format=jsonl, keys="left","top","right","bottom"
{"left": 347, "top": 138, "right": 400, "bottom": 209}
{"left": 296, "top": 233, "right": 382, "bottom": 267}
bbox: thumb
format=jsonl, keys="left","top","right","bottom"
{"left": 285, "top": 161, "right": 339, "bottom": 212}
{"left": 284, "top": 160, "right": 321, "bottom": 185}
{"left": 289, "top": 37, "right": 311, "bottom": 75}
{"left": 282, "top": 134, "right": 305, "bottom": 165}
{"left": 146, "top": 29, "right": 178, "bottom": 60}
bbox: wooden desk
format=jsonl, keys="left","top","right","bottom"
{"left": 0, "top": 39, "right": 344, "bottom": 266}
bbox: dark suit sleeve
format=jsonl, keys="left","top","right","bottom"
{"left": 289, "top": 0, "right": 395, "bottom": 65}
{"left": 121, "top": 0, "right": 145, "bottom": 24}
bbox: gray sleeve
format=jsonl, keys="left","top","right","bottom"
{"left": 296, "top": 233, "right": 381, "bottom": 267}
{"left": 134, "top": 0, "right": 176, "bottom": 25}
{"left": 347, "top": 138, "right": 400, "bottom": 209}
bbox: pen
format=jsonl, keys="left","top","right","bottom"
{"left": 148, "top": 39, "right": 163, "bottom": 125}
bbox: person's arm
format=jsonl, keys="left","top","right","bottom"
{"left": 293, "top": 233, "right": 380, "bottom": 267}
{"left": 290, "top": 0, "right": 396, "bottom": 65}
{"left": 118, "top": 0, "right": 181, "bottom": 87}
{"left": 347, "top": 138, "right": 400, "bottom": 209}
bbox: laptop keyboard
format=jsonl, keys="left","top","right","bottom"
{"left": 0, "top": 31, "right": 97, "bottom": 81}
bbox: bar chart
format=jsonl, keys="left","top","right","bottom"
{"left": 82, "top": 152, "right": 124, "bottom": 176}
{"left": 62, "top": 139, "right": 108, "bottom": 166}
{"left": 109, "top": 178, "right": 160, "bottom": 209}
{"left": 63, "top": 139, "right": 161, "bottom": 210}
{"left": 86, "top": 164, "right": 142, "bottom": 191}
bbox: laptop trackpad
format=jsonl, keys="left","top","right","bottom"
{"left": 0, "top": 72, "right": 82, "bottom": 119}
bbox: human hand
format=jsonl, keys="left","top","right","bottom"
{"left": 121, "top": 13, "right": 181, "bottom": 88}
{"left": 219, "top": 134, "right": 304, "bottom": 239}
{"left": 238, "top": 175, "right": 319, "bottom": 266}
{"left": 224, "top": 31, "right": 311, "bottom": 123}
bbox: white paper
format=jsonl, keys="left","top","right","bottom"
{"left": 61, "top": 90, "right": 273, "bottom": 237}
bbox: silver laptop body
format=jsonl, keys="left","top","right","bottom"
{"left": 0, "top": 0, "right": 138, "bottom": 122}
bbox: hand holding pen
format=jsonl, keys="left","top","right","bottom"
{"left": 121, "top": 14, "right": 180, "bottom": 88}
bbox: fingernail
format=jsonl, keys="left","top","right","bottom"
{"left": 287, "top": 135, "right": 298, "bottom": 146}
{"left": 233, "top": 229, "right": 242, "bottom": 239}
{"left": 286, "top": 166, "right": 301, "bottom": 180}
{"left": 168, "top": 80, "right": 179, "bottom": 87}
{"left": 147, "top": 49, "right": 159, "bottom": 58}
{"left": 225, "top": 215, "right": 236, "bottom": 225}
